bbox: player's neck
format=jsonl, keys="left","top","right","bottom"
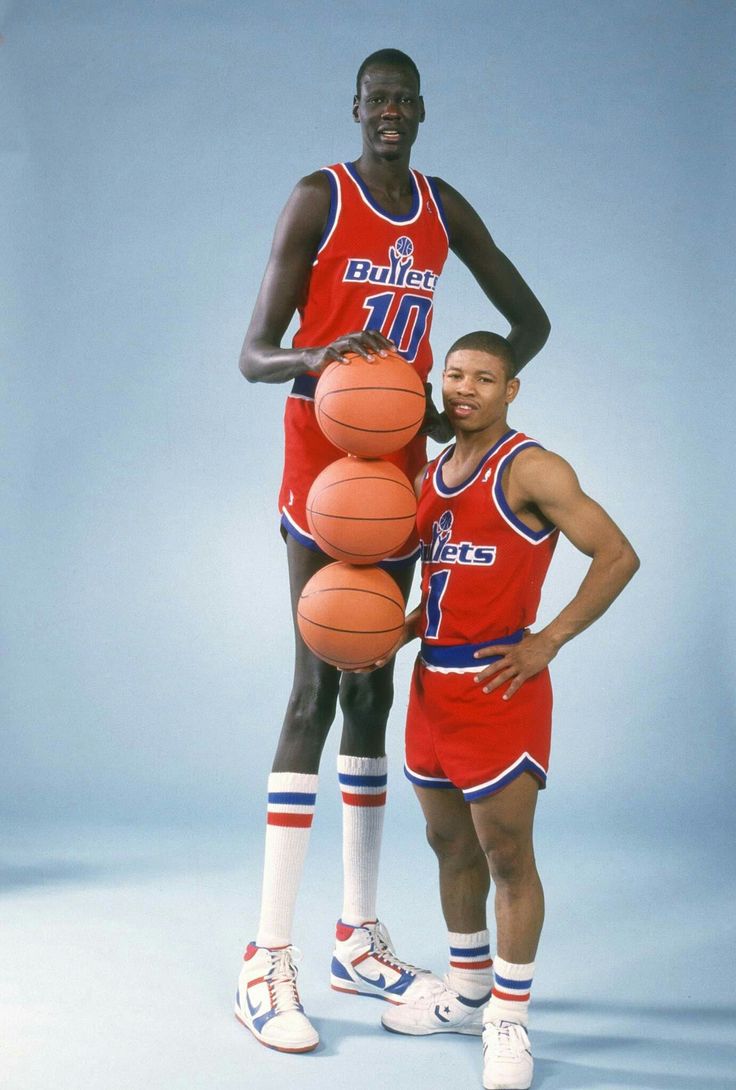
{"left": 352, "top": 153, "right": 413, "bottom": 205}
{"left": 451, "top": 419, "right": 511, "bottom": 469}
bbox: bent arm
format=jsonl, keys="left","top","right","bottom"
{"left": 518, "top": 451, "right": 640, "bottom": 658}
{"left": 435, "top": 179, "right": 550, "bottom": 370}
{"left": 474, "top": 450, "right": 639, "bottom": 697}
{"left": 239, "top": 173, "right": 328, "bottom": 383}
{"left": 239, "top": 173, "right": 394, "bottom": 383}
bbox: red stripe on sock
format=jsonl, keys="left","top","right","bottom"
{"left": 492, "top": 988, "right": 531, "bottom": 1003}
{"left": 450, "top": 958, "right": 493, "bottom": 970}
{"left": 267, "top": 812, "right": 313, "bottom": 827}
{"left": 341, "top": 791, "right": 387, "bottom": 807}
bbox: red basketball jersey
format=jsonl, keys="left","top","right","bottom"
{"left": 279, "top": 162, "right": 449, "bottom": 552}
{"left": 417, "top": 430, "right": 559, "bottom": 646}
{"left": 293, "top": 161, "right": 450, "bottom": 378}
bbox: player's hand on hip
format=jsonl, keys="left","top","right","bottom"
{"left": 473, "top": 630, "right": 556, "bottom": 700}
{"left": 309, "top": 330, "right": 396, "bottom": 370}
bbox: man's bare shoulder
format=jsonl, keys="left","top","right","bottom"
{"left": 294, "top": 169, "right": 333, "bottom": 195}
{"left": 510, "top": 445, "right": 579, "bottom": 503}
{"left": 275, "top": 171, "right": 332, "bottom": 240}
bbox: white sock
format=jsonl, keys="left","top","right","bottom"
{"left": 446, "top": 929, "right": 493, "bottom": 999}
{"left": 255, "top": 771, "right": 318, "bottom": 948}
{"left": 487, "top": 955, "right": 535, "bottom": 1027}
{"left": 338, "top": 754, "right": 387, "bottom": 925}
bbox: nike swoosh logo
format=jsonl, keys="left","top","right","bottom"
{"left": 356, "top": 971, "right": 387, "bottom": 989}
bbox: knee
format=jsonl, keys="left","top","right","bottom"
{"left": 283, "top": 677, "right": 339, "bottom": 740}
{"left": 483, "top": 830, "right": 533, "bottom": 887}
{"left": 339, "top": 672, "right": 394, "bottom": 728}
{"left": 426, "top": 822, "right": 485, "bottom": 872}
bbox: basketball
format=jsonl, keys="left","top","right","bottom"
{"left": 297, "top": 562, "right": 406, "bottom": 670}
{"left": 314, "top": 351, "right": 426, "bottom": 457}
{"left": 306, "top": 457, "right": 417, "bottom": 564}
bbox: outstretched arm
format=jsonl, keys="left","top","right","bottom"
{"left": 475, "top": 449, "right": 639, "bottom": 697}
{"left": 435, "top": 179, "right": 551, "bottom": 370}
{"left": 239, "top": 172, "right": 395, "bottom": 383}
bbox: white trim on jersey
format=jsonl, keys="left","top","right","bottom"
{"left": 491, "top": 439, "right": 558, "bottom": 546}
{"left": 425, "top": 177, "right": 450, "bottom": 244}
{"left": 431, "top": 430, "right": 520, "bottom": 498}
{"left": 342, "top": 163, "right": 425, "bottom": 226}
{"left": 315, "top": 166, "right": 343, "bottom": 261}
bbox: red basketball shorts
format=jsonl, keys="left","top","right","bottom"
{"left": 278, "top": 389, "right": 425, "bottom": 565}
{"left": 404, "top": 652, "right": 553, "bottom": 801}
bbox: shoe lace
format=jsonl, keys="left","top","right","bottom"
{"left": 485, "top": 1020, "right": 528, "bottom": 1060}
{"left": 366, "top": 921, "right": 426, "bottom": 976}
{"left": 408, "top": 975, "right": 459, "bottom": 1009}
{"left": 266, "top": 945, "right": 303, "bottom": 1013}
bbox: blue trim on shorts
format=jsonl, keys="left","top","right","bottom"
{"left": 420, "top": 630, "right": 524, "bottom": 670}
{"left": 281, "top": 510, "right": 418, "bottom": 567}
{"left": 403, "top": 764, "right": 455, "bottom": 790}
{"left": 290, "top": 374, "right": 318, "bottom": 400}
{"left": 462, "top": 757, "right": 547, "bottom": 802}
{"left": 280, "top": 512, "right": 319, "bottom": 550}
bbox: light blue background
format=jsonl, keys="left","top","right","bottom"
{"left": 2, "top": 3, "right": 735, "bottom": 1088}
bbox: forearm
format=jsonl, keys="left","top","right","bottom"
{"left": 239, "top": 337, "right": 319, "bottom": 384}
{"left": 539, "top": 545, "right": 639, "bottom": 654}
{"left": 506, "top": 308, "right": 551, "bottom": 371}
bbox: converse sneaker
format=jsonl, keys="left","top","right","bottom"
{"left": 235, "top": 943, "right": 319, "bottom": 1053}
{"left": 330, "top": 919, "right": 437, "bottom": 1004}
{"left": 381, "top": 974, "right": 489, "bottom": 1035}
{"left": 482, "top": 1019, "right": 533, "bottom": 1090}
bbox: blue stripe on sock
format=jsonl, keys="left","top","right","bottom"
{"left": 267, "top": 792, "right": 317, "bottom": 806}
{"left": 450, "top": 944, "right": 491, "bottom": 957}
{"left": 338, "top": 773, "right": 388, "bottom": 788}
{"left": 494, "top": 973, "right": 533, "bottom": 989}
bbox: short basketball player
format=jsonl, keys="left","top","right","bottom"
{"left": 378, "top": 332, "right": 638, "bottom": 1089}
{"left": 235, "top": 50, "right": 551, "bottom": 1053}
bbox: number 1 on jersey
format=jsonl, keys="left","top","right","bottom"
{"left": 425, "top": 569, "right": 450, "bottom": 639}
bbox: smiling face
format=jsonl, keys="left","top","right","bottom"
{"left": 442, "top": 349, "right": 520, "bottom": 436}
{"left": 353, "top": 64, "right": 425, "bottom": 161}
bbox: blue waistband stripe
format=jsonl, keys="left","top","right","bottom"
{"left": 291, "top": 374, "right": 319, "bottom": 399}
{"left": 421, "top": 630, "right": 524, "bottom": 669}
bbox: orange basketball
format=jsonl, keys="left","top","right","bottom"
{"left": 297, "top": 562, "right": 406, "bottom": 670}
{"left": 314, "top": 351, "right": 426, "bottom": 457}
{"left": 306, "top": 457, "right": 417, "bottom": 564}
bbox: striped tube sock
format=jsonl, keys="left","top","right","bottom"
{"left": 486, "top": 955, "right": 535, "bottom": 1027}
{"left": 446, "top": 929, "right": 494, "bottom": 1000}
{"left": 255, "top": 771, "right": 318, "bottom": 949}
{"left": 338, "top": 754, "right": 388, "bottom": 926}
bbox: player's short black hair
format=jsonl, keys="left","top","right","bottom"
{"left": 355, "top": 49, "right": 421, "bottom": 96}
{"left": 445, "top": 331, "right": 518, "bottom": 379}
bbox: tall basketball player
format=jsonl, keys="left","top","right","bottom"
{"left": 235, "top": 49, "right": 551, "bottom": 1053}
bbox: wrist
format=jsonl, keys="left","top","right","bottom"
{"left": 537, "top": 624, "right": 568, "bottom": 657}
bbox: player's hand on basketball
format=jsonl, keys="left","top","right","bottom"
{"left": 309, "top": 330, "right": 396, "bottom": 371}
{"left": 353, "top": 613, "right": 419, "bottom": 672}
{"left": 421, "top": 382, "right": 454, "bottom": 442}
{"left": 473, "top": 630, "right": 557, "bottom": 699}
